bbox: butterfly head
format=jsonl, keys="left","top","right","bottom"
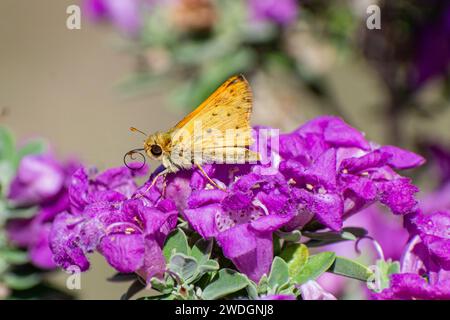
{"left": 144, "top": 131, "right": 172, "bottom": 161}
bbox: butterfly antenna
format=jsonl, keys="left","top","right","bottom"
{"left": 130, "top": 127, "right": 148, "bottom": 137}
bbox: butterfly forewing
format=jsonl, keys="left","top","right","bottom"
{"left": 170, "top": 75, "right": 256, "bottom": 167}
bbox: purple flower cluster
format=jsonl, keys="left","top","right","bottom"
{"left": 7, "top": 154, "right": 80, "bottom": 269}
{"left": 374, "top": 144, "right": 450, "bottom": 300}
{"left": 49, "top": 116, "right": 425, "bottom": 284}
{"left": 375, "top": 220, "right": 450, "bottom": 300}
{"left": 276, "top": 116, "right": 424, "bottom": 228}
{"left": 248, "top": 0, "right": 299, "bottom": 25}
{"left": 49, "top": 165, "right": 181, "bottom": 281}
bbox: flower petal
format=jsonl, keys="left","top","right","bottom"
{"left": 379, "top": 145, "right": 426, "bottom": 170}
{"left": 217, "top": 224, "right": 272, "bottom": 282}
{"left": 99, "top": 233, "right": 144, "bottom": 273}
{"left": 184, "top": 204, "right": 220, "bottom": 238}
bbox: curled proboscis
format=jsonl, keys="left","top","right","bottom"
{"left": 123, "top": 148, "right": 146, "bottom": 170}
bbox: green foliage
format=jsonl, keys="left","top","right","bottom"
{"left": 304, "top": 227, "right": 368, "bottom": 247}
{"left": 202, "top": 269, "right": 249, "bottom": 300}
{"left": 328, "top": 256, "right": 374, "bottom": 282}
{"left": 140, "top": 230, "right": 222, "bottom": 300}
{"left": 163, "top": 228, "right": 190, "bottom": 261}
{"left": 291, "top": 252, "right": 336, "bottom": 285}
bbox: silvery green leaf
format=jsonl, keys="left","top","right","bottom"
{"left": 150, "top": 276, "right": 173, "bottom": 295}
{"left": 7, "top": 206, "right": 39, "bottom": 219}
{"left": 0, "top": 127, "right": 16, "bottom": 164}
{"left": 292, "top": 252, "right": 336, "bottom": 285}
{"left": 17, "top": 139, "right": 47, "bottom": 160}
{"left": 190, "top": 238, "right": 213, "bottom": 264}
{"left": 3, "top": 273, "right": 41, "bottom": 290}
{"left": 0, "top": 248, "right": 29, "bottom": 265}
{"left": 327, "top": 256, "right": 374, "bottom": 282}
{"left": 198, "top": 259, "right": 219, "bottom": 273}
{"left": 163, "top": 228, "right": 189, "bottom": 261}
{"left": 0, "top": 162, "right": 15, "bottom": 198}
{"left": 281, "top": 244, "right": 309, "bottom": 278}
{"left": 268, "top": 256, "right": 290, "bottom": 291}
{"left": 169, "top": 254, "right": 198, "bottom": 283}
{"left": 246, "top": 281, "right": 259, "bottom": 300}
{"left": 257, "top": 274, "right": 269, "bottom": 294}
{"left": 202, "top": 269, "right": 249, "bottom": 300}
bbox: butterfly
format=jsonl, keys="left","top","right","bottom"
{"left": 127, "top": 74, "right": 259, "bottom": 190}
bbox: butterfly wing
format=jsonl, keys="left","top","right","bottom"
{"left": 170, "top": 75, "right": 258, "bottom": 167}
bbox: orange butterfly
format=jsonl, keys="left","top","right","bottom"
{"left": 128, "top": 75, "right": 259, "bottom": 190}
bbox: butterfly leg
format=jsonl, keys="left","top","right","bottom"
{"left": 135, "top": 169, "right": 169, "bottom": 199}
{"left": 195, "top": 163, "right": 226, "bottom": 191}
{"left": 161, "top": 173, "right": 169, "bottom": 197}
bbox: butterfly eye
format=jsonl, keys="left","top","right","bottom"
{"left": 150, "top": 144, "right": 163, "bottom": 157}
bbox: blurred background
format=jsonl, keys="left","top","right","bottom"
{"left": 1, "top": 0, "right": 450, "bottom": 299}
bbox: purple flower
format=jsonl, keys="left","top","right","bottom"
{"left": 69, "top": 165, "right": 148, "bottom": 213}
{"left": 49, "top": 165, "right": 177, "bottom": 281}
{"left": 7, "top": 218, "right": 54, "bottom": 269}
{"left": 300, "top": 280, "right": 337, "bottom": 300}
{"left": 277, "top": 116, "right": 424, "bottom": 231}
{"left": 8, "top": 154, "right": 66, "bottom": 207}
{"left": 83, "top": 0, "right": 151, "bottom": 37}
{"left": 374, "top": 235, "right": 450, "bottom": 300}
{"left": 6, "top": 154, "right": 80, "bottom": 269}
{"left": 175, "top": 116, "right": 422, "bottom": 281}
{"left": 248, "top": 0, "right": 299, "bottom": 25}
{"left": 47, "top": 115, "right": 425, "bottom": 290}
{"left": 408, "top": 211, "right": 450, "bottom": 270}
{"left": 184, "top": 171, "right": 296, "bottom": 282}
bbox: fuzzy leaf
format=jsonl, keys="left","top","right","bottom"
{"left": 198, "top": 259, "right": 219, "bottom": 273}
{"left": 169, "top": 254, "right": 198, "bottom": 283}
{"left": 282, "top": 244, "right": 309, "bottom": 278}
{"left": 17, "top": 139, "right": 46, "bottom": 160}
{"left": 0, "top": 248, "right": 29, "bottom": 264}
{"left": 0, "top": 127, "right": 16, "bottom": 164}
{"left": 3, "top": 273, "right": 41, "bottom": 290}
{"left": 268, "top": 256, "right": 290, "bottom": 290}
{"left": 190, "top": 238, "right": 213, "bottom": 264}
{"left": 327, "top": 256, "right": 374, "bottom": 282}
{"left": 202, "top": 269, "right": 249, "bottom": 300}
{"left": 292, "top": 252, "right": 336, "bottom": 285}
{"left": 163, "top": 228, "right": 189, "bottom": 261}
